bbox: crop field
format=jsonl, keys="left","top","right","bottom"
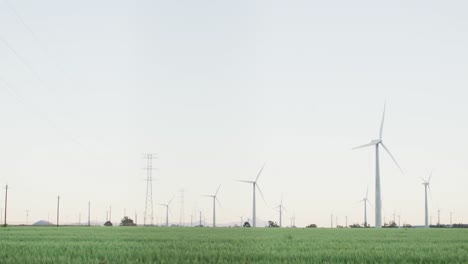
{"left": 0, "top": 227, "right": 467, "bottom": 263}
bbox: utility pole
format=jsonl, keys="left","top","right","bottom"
{"left": 450, "top": 212, "right": 453, "bottom": 226}
{"left": 190, "top": 214, "right": 193, "bottom": 227}
{"left": 144, "top": 154, "right": 157, "bottom": 226}
{"left": 109, "top": 205, "right": 112, "bottom": 223}
{"left": 88, "top": 202, "right": 91, "bottom": 227}
{"left": 330, "top": 214, "right": 333, "bottom": 228}
{"left": 56, "top": 196, "right": 60, "bottom": 227}
{"left": 4, "top": 185, "right": 8, "bottom": 227}
{"left": 199, "top": 211, "right": 202, "bottom": 226}
{"left": 240, "top": 216, "right": 243, "bottom": 227}
{"left": 345, "top": 216, "right": 348, "bottom": 228}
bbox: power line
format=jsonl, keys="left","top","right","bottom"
{"left": 0, "top": 35, "right": 45, "bottom": 85}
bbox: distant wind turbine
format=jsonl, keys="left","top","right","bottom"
{"left": 237, "top": 163, "right": 266, "bottom": 227}
{"left": 203, "top": 185, "right": 221, "bottom": 227}
{"left": 275, "top": 195, "right": 286, "bottom": 227}
{"left": 159, "top": 196, "right": 175, "bottom": 227}
{"left": 359, "top": 187, "right": 372, "bottom": 227}
{"left": 421, "top": 173, "right": 433, "bottom": 228}
{"left": 353, "top": 104, "right": 403, "bottom": 228}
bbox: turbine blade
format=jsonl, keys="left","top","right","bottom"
{"left": 365, "top": 187, "right": 368, "bottom": 200}
{"left": 428, "top": 171, "right": 433, "bottom": 184}
{"left": 352, "top": 142, "right": 376, "bottom": 150}
{"left": 256, "top": 184, "right": 268, "bottom": 206}
{"left": 367, "top": 199, "right": 373, "bottom": 208}
{"left": 381, "top": 143, "right": 404, "bottom": 174}
{"left": 255, "top": 163, "right": 266, "bottom": 182}
{"left": 168, "top": 195, "right": 176, "bottom": 205}
{"left": 428, "top": 185, "right": 435, "bottom": 209}
{"left": 215, "top": 184, "right": 221, "bottom": 196}
{"left": 216, "top": 197, "right": 221, "bottom": 208}
{"left": 379, "top": 103, "right": 386, "bottom": 140}
{"left": 237, "top": 180, "right": 254, "bottom": 184}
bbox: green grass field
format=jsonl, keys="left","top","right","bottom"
{"left": 0, "top": 227, "right": 467, "bottom": 263}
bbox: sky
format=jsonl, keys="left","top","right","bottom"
{"left": 0, "top": 0, "right": 467, "bottom": 227}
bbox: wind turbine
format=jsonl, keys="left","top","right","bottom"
{"left": 203, "top": 185, "right": 221, "bottom": 227}
{"left": 159, "top": 196, "right": 175, "bottom": 227}
{"left": 359, "top": 187, "right": 372, "bottom": 227}
{"left": 353, "top": 104, "right": 403, "bottom": 228}
{"left": 421, "top": 173, "right": 432, "bottom": 228}
{"left": 237, "top": 163, "right": 266, "bottom": 227}
{"left": 275, "top": 195, "right": 286, "bottom": 227}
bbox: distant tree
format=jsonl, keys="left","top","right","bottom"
{"left": 120, "top": 216, "right": 136, "bottom": 226}
{"left": 430, "top": 224, "right": 447, "bottom": 228}
{"left": 383, "top": 221, "right": 397, "bottom": 228}
{"left": 104, "top": 221, "right": 113, "bottom": 226}
{"left": 452, "top": 223, "right": 468, "bottom": 228}
{"left": 268, "top": 221, "right": 279, "bottom": 228}
{"left": 349, "top": 223, "right": 362, "bottom": 228}
{"left": 306, "top": 224, "right": 317, "bottom": 228}
{"left": 243, "top": 222, "right": 251, "bottom": 227}
{"left": 403, "top": 223, "right": 412, "bottom": 228}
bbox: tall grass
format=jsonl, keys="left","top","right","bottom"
{"left": 0, "top": 227, "right": 467, "bottom": 263}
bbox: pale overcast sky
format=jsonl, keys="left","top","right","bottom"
{"left": 0, "top": 0, "right": 467, "bottom": 227}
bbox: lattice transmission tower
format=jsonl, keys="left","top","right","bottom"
{"left": 143, "top": 154, "right": 157, "bottom": 226}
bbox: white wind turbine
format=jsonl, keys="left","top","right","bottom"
{"left": 203, "top": 185, "right": 221, "bottom": 227}
{"left": 421, "top": 172, "right": 433, "bottom": 228}
{"left": 353, "top": 104, "right": 403, "bottom": 228}
{"left": 237, "top": 163, "right": 266, "bottom": 227}
{"left": 275, "top": 195, "right": 286, "bottom": 227}
{"left": 359, "top": 188, "right": 372, "bottom": 227}
{"left": 158, "top": 196, "right": 175, "bottom": 227}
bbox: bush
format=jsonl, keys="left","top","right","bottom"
{"left": 306, "top": 224, "right": 317, "bottom": 228}
{"left": 268, "top": 221, "right": 279, "bottom": 228}
{"left": 120, "top": 216, "right": 136, "bottom": 226}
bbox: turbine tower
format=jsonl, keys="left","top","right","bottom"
{"left": 203, "top": 185, "right": 221, "bottom": 227}
{"left": 360, "top": 188, "right": 372, "bottom": 227}
{"left": 237, "top": 163, "right": 266, "bottom": 227}
{"left": 159, "top": 196, "right": 175, "bottom": 227}
{"left": 421, "top": 173, "right": 432, "bottom": 228}
{"left": 353, "top": 104, "right": 403, "bottom": 228}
